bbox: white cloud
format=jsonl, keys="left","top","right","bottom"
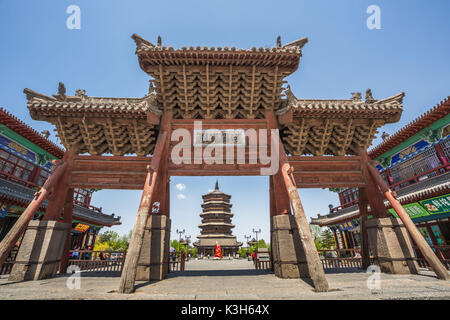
{"left": 176, "top": 183, "right": 186, "bottom": 191}
{"left": 177, "top": 193, "right": 186, "bottom": 200}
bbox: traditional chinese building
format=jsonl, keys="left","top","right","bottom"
{"left": 311, "top": 97, "right": 450, "bottom": 254}
{"left": 194, "top": 181, "right": 242, "bottom": 256}
{"left": 0, "top": 107, "right": 121, "bottom": 257}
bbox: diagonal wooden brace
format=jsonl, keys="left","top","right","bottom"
{"left": 266, "top": 110, "right": 329, "bottom": 292}
{"left": 280, "top": 162, "right": 330, "bottom": 292}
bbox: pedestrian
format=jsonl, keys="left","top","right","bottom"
{"left": 72, "top": 247, "right": 80, "bottom": 260}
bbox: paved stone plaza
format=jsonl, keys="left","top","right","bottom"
{"left": 1, "top": 259, "right": 449, "bottom": 300}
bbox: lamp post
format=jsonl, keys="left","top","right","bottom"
{"left": 176, "top": 229, "right": 185, "bottom": 242}
{"left": 244, "top": 235, "right": 251, "bottom": 247}
{"left": 252, "top": 228, "right": 261, "bottom": 249}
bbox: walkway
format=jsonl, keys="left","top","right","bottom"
{"left": 1, "top": 259, "right": 449, "bottom": 299}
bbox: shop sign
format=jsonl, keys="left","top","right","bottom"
{"left": 73, "top": 223, "right": 90, "bottom": 232}
{"left": 0, "top": 134, "right": 36, "bottom": 163}
{"left": 0, "top": 134, "right": 54, "bottom": 169}
{"left": 419, "top": 194, "right": 450, "bottom": 215}
{"left": 389, "top": 139, "right": 429, "bottom": 168}
{"left": 388, "top": 202, "right": 429, "bottom": 219}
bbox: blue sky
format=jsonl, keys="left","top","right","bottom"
{"left": 0, "top": 1, "right": 449, "bottom": 243}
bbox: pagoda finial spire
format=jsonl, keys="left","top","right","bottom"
{"left": 215, "top": 179, "right": 219, "bottom": 191}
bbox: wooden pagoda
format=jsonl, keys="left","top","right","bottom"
{"left": 0, "top": 33, "right": 448, "bottom": 294}
{"left": 194, "top": 180, "right": 242, "bottom": 256}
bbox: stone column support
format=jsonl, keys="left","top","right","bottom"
{"left": 9, "top": 220, "right": 70, "bottom": 281}
{"left": 366, "top": 217, "right": 419, "bottom": 274}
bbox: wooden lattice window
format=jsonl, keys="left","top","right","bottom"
{"left": 74, "top": 188, "right": 92, "bottom": 207}
{"left": 390, "top": 147, "right": 441, "bottom": 185}
{"left": 37, "top": 169, "right": 50, "bottom": 186}
{"left": 439, "top": 138, "right": 450, "bottom": 160}
{"left": 0, "top": 149, "right": 35, "bottom": 186}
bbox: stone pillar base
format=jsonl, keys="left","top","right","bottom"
{"left": 9, "top": 220, "right": 70, "bottom": 281}
{"left": 271, "top": 215, "right": 310, "bottom": 278}
{"left": 136, "top": 215, "right": 171, "bottom": 281}
{"left": 366, "top": 217, "right": 419, "bottom": 274}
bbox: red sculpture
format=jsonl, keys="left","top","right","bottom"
{"left": 214, "top": 242, "right": 222, "bottom": 259}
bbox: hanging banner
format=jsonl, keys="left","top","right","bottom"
{"left": 419, "top": 194, "right": 450, "bottom": 215}
{"left": 388, "top": 202, "right": 430, "bottom": 219}
{"left": 338, "top": 220, "right": 357, "bottom": 231}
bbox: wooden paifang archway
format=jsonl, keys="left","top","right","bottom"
{"left": 0, "top": 34, "right": 448, "bottom": 294}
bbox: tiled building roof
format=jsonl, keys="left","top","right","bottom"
{"left": 0, "top": 107, "right": 64, "bottom": 158}
{"left": 368, "top": 96, "right": 450, "bottom": 159}
{"left": 0, "top": 178, "right": 121, "bottom": 227}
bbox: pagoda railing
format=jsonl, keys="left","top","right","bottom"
{"left": 0, "top": 261, "right": 14, "bottom": 275}
{"left": 0, "top": 172, "right": 40, "bottom": 189}
{"left": 168, "top": 251, "right": 186, "bottom": 272}
{"left": 65, "top": 250, "right": 126, "bottom": 273}
{"left": 413, "top": 245, "right": 450, "bottom": 270}
{"left": 318, "top": 249, "right": 376, "bottom": 270}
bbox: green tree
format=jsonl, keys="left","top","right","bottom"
{"left": 238, "top": 247, "right": 249, "bottom": 258}
{"left": 95, "top": 230, "right": 130, "bottom": 251}
{"left": 310, "top": 225, "right": 323, "bottom": 250}
{"left": 170, "top": 239, "right": 187, "bottom": 255}
{"left": 189, "top": 247, "right": 198, "bottom": 258}
{"left": 257, "top": 239, "right": 267, "bottom": 248}
{"left": 319, "top": 229, "right": 336, "bottom": 249}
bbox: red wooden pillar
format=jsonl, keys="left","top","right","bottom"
{"left": 272, "top": 171, "right": 291, "bottom": 216}
{"left": 345, "top": 231, "right": 353, "bottom": 249}
{"left": 332, "top": 229, "right": 339, "bottom": 249}
{"left": 269, "top": 176, "right": 276, "bottom": 218}
{"left": 43, "top": 148, "right": 77, "bottom": 221}
{"left": 359, "top": 150, "right": 388, "bottom": 218}
{"left": 385, "top": 168, "right": 394, "bottom": 186}
{"left": 269, "top": 176, "right": 275, "bottom": 259}
{"left": 59, "top": 188, "right": 74, "bottom": 274}
{"left": 358, "top": 187, "right": 370, "bottom": 269}
{"left": 434, "top": 144, "right": 449, "bottom": 168}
